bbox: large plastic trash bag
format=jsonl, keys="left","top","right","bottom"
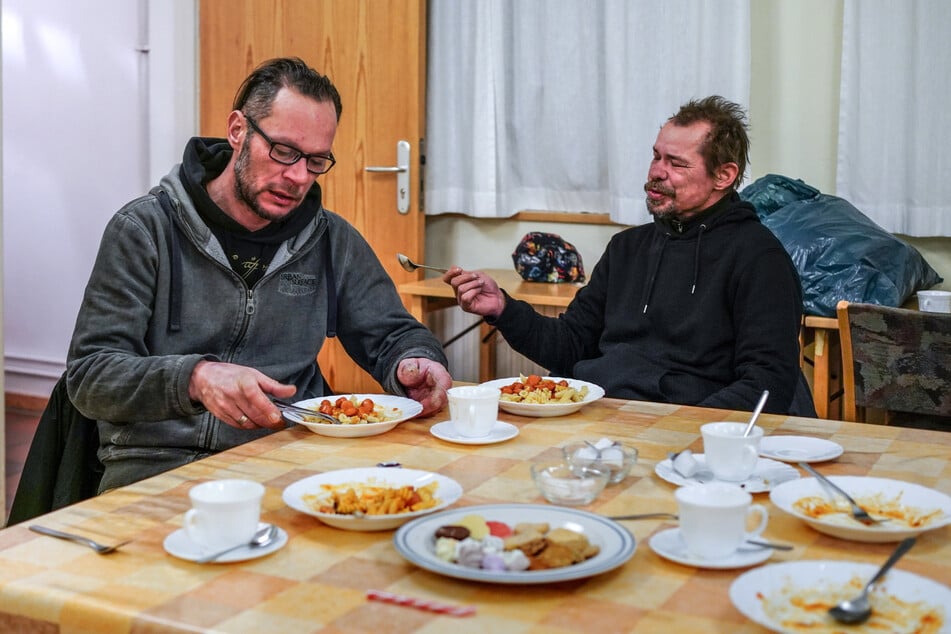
{"left": 740, "top": 174, "right": 942, "bottom": 317}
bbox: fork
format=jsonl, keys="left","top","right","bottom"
{"left": 29, "top": 525, "right": 132, "bottom": 554}
{"left": 271, "top": 398, "right": 341, "bottom": 424}
{"left": 798, "top": 463, "right": 885, "bottom": 525}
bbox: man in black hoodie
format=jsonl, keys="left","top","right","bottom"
{"left": 444, "top": 96, "right": 813, "bottom": 416}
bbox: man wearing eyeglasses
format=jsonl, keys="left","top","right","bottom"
{"left": 66, "top": 57, "right": 451, "bottom": 492}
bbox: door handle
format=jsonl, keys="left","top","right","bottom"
{"left": 365, "top": 140, "right": 411, "bottom": 214}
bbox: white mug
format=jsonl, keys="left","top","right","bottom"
{"left": 676, "top": 483, "right": 769, "bottom": 560}
{"left": 917, "top": 290, "right": 951, "bottom": 314}
{"left": 447, "top": 385, "right": 500, "bottom": 438}
{"left": 701, "top": 421, "right": 763, "bottom": 482}
{"left": 184, "top": 479, "right": 264, "bottom": 551}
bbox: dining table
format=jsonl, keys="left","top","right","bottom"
{"left": 1, "top": 395, "right": 949, "bottom": 633}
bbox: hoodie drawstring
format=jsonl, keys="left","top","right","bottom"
{"left": 690, "top": 224, "right": 707, "bottom": 295}
{"left": 640, "top": 235, "right": 669, "bottom": 313}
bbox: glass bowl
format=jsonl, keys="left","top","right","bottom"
{"left": 530, "top": 460, "right": 610, "bottom": 506}
{"left": 562, "top": 440, "right": 638, "bottom": 484}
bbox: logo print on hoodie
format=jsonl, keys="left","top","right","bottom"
{"left": 278, "top": 272, "right": 318, "bottom": 296}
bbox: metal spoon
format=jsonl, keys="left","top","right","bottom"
{"left": 397, "top": 253, "right": 448, "bottom": 274}
{"left": 743, "top": 390, "right": 769, "bottom": 436}
{"left": 195, "top": 524, "right": 278, "bottom": 564}
{"left": 29, "top": 524, "right": 132, "bottom": 554}
{"left": 828, "top": 536, "right": 917, "bottom": 624}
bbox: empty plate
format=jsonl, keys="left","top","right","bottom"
{"left": 759, "top": 436, "right": 843, "bottom": 463}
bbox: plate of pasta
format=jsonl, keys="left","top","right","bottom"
{"left": 283, "top": 394, "right": 423, "bottom": 438}
{"left": 282, "top": 467, "right": 463, "bottom": 531}
{"left": 480, "top": 375, "right": 605, "bottom": 417}
{"left": 730, "top": 560, "right": 949, "bottom": 633}
{"left": 770, "top": 476, "right": 951, "bottom": 542}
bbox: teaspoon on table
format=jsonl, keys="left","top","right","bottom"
{"left": 828, "top": 536, "right": 917, "bottom": 624}
{"left": 397, "top": 253, "right": 448, "bottom": 274}
{"left": 195, "top": 524, "right": 278, "bottom": 564}
{"left": 29, "top": 524, "right": 131, "bottom": 554}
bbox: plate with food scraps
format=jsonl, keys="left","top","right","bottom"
{"left": 282, "top": 394, "right": 423, "bottom": 438}
{"left": 730, "top": 560, "right": 950, "bottom": 633}
{"left": 769, "top": 476, "right": 951, "bottom": 542}
{"left": 393, "top": 503, "right": 636, "bottom": 584}
{"left": 479, "top": 376, "right": 605, "bottom": 417}
{"left": 282, "top": 467, "right": 463, "bottom": 531}
{"left": 759, "top": 436, "right": 844, "bottom": 463}
{"left": 654, "top": 454, "right": 800, "bottom": 493}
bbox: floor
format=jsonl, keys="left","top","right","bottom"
{"left": 4, "top": 404, "right": 43, "bottom": 522}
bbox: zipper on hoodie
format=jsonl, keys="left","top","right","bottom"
{"left": 246, "top": 289, "right": 256, "bottom": 315}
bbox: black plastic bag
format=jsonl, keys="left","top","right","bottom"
{"left": 740, "top": 174, "right": 942, "bottom": 317}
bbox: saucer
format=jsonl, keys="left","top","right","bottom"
{"left": 429, "top": 421, "right": 519, "bottom": 445}
{"left": 648, "top": 527, "right": 773, "bottom": 569}
{"left": 759, "top": 436, "right": 843, "bottom": 463}
{"left": 654, "top": 454, "right": 799, "bottom": 493}
{"left": 164, "top": 522, "right": 288, "bottom": 563}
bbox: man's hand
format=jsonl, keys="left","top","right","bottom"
{"left": 189, "top": 360, "right": 298, "bottom": 430}
{"left": 443, "top": 267, "right": 506, "bottom": 318}
{"left": 397, "top": 358, "right": 452, "bottom": 416}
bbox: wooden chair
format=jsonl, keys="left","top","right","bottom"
{"left": 837, "top": 300, "right": 951, "bottom": 425}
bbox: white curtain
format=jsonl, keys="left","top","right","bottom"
{"left": 837, "top": 0, "right": 951, "bottom": 237}
{"left": 425, "top": 0, "right": 751, "bottom": 225}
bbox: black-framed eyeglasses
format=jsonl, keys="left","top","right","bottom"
{"left": 243, "top": 114, "right": 336, "bottom": 175}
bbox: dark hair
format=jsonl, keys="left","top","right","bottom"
{"left": 669, "top": 96, "right": 749, "bottom": 190}
{"left": 232, "top": 57, "right": 342, "bottom": 122}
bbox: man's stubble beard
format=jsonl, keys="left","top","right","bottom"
{"left": 233, "top": 136, "right": 283, "bottom": 224}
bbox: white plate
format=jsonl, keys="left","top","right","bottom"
{"left": 393, "top": 503, "right": 636, "bottom": 584}
{"left": 654, "top": 454, "right": 800, "bottom": 493}
{"left": 282, "top": 467, "right": 463, "bottom": 531}
{"left": 164, "top": 522, "right": 288, "bottom": 563}
{"left": 479, "top": 377, "right": 605, "bottom": 417}
{"left": 770, "top": 476, "right": 951, "bottom": 542}
{"left": 730, "top": 560, "right": 951, "bottom": 633}
{"left": 649, "top": 527, "right": 773, "bottom": 569}
{"left": 759, "top": 436, "right": 843, "bottom": 463}
{"left": 283, "top": 394, "right": 423, "bottom": 438}
{"left": 430, "top": 420, "right": 519, "bottom": 445}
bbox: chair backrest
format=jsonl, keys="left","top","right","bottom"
{"left": 837, "top": 300, "right": 951, "bottom": 423}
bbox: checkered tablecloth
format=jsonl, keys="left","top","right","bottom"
{"left": 1, "top": 398, "right": 949, "bottom": 633}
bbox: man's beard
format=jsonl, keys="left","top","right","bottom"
{"left": 233, "top": 137, "right": 287, "bottom": 223}
{"left": 644, "top": 180, "right": 679, "bottom": 219}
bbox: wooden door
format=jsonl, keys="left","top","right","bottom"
{"left": 199, "top": 0, "right": 427, "bottom": 393}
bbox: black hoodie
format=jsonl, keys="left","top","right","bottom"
{"left": 491, "top": 192, "right": 806, "bottom": 414}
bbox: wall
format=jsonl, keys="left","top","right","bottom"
{"left": 1, "top": 0, "right": 196, "bottom": 397}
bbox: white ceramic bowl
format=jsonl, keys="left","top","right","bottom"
{"left": 770, "top": 475, "right": 951, "bottom": 542}
{"left": 480, "top": 377, "right": 605, "bottom": 417}
{"left": 282, "top": 394, "right": 423, "bottom": 438}
{"left": 282, "top": 467, "right": 463, "bottom": 531}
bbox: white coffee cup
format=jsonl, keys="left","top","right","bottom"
{"left": 676, "top": 483, "right": 769, "bottom": 560}
{"left": 447, "top": 385, "right": 500, "bottom": 438}
{"left": 701, "top": 421, "right": 763, "bottom": 482}
{"left": 917, "top": 290, "right": 951, "bottom": 313}
{"left": 184, "top": 479, "right": 264, "bottom": 551}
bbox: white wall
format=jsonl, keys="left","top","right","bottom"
{"left": 1, "top": 0, "right": 196, "bottom": 397}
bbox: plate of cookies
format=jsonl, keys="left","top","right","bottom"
{"left": 393, "top": 503, "right": 636, "bottom": 584}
